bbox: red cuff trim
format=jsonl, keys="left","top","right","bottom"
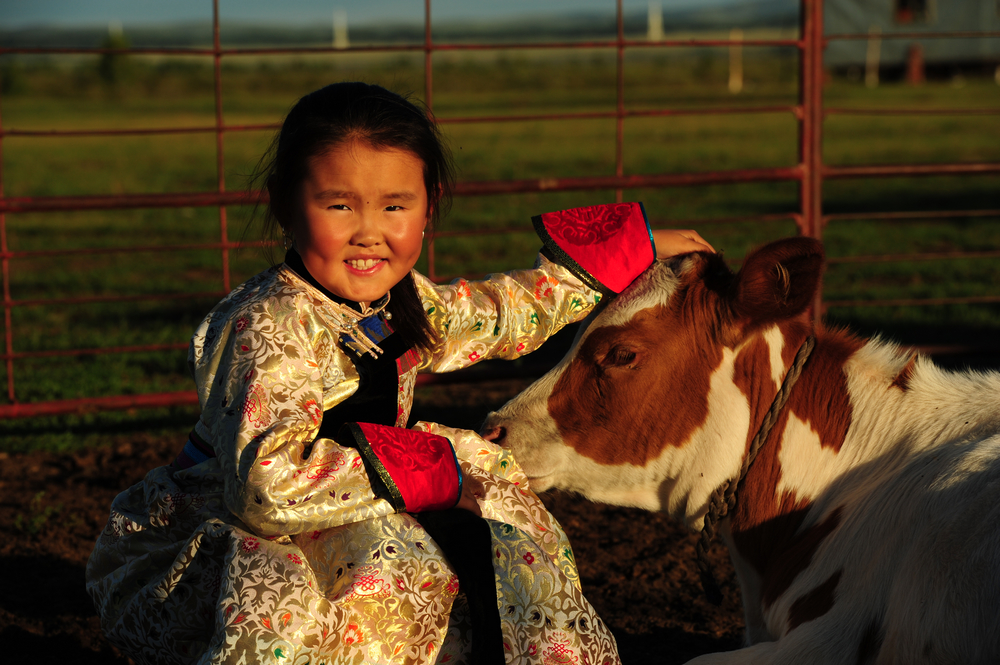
{"left": 532, "top": 202, "right": 655, "bottom": 295}
{"left": 347, "top": 423, "right": 461, "bottom": 513}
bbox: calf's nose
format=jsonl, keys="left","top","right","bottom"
{"left": 480, "top": 425, "right": 507, "bottom": 446}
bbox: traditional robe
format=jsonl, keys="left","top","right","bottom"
{"left": 86, "top": 203, "right": 656, "bottom": 665}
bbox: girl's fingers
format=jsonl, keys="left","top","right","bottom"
{"left": 653, "top": 229, "right": 716, "bottom": 258}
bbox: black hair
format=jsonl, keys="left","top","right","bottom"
{"left": 249, "top": 82, "right": 454, "bottom": 350}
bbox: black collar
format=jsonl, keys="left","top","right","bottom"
{"left": 284, "top": 248, "right": 388, "bottom": 315}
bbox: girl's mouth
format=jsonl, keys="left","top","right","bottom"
{"left": 346, "top": 258, "right": 384, "bottom": 271}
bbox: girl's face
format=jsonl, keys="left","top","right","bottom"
{"left": 291, "top": 140, "right": 428, "bottom": 307}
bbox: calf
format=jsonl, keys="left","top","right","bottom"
{"left": 483, "top": 237, "right": 1000, "bottom": 665}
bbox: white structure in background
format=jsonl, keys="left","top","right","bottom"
{"left": 647, "top": 1, "right": 663, "bottom": 41}
{"left": 729, "top": 28, "right": 744, "bottom": 94}
{"left": 865, "top": 24, "right": 881, "bottom": 88}
{"left": 333, "top": 9, "right": 349, "bottom": 49}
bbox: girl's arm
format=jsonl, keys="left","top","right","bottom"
{"left": 413, "top": 256, "right": 598, "bottom": 373}
{"left": 415, "top": 203, "right": 713, "bottom": 374}
{"left": 190, "top": 287, "right": 460, "bottom": 538}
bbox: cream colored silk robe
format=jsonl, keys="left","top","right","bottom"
{"left": 86, "top": 255, "right": 620, "bottom": 665}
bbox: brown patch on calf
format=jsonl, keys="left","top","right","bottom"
{"left": 547, "top": 265, "right": 726, "bottom": 467}
{"left": 891, "top": 353, "right": 917, "bottom": 392}
{"left": 779, "top": 318, "right": 812, "bottom": 369}
{"left": 785, "top": 327, "right": 863, "bottom": 454}
{"left": 730, "top": 328, "right": 857, "bottom": 612}
{"left": 734, "top": 497, "right": 844, "bottom": 612}
{"left": 733, "top": 335, "right": 779, "bottom": 458}
{"left": 787, "top": 568, "right": 842, "bottom": 631}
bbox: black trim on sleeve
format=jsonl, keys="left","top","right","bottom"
{"left": 335, "top": 423, "right": 407, "bottom": 512}
{"left": 531, "top": 214, "right": 614, "bottom": 299}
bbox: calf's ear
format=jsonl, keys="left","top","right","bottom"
{"left": 729, "top": 237, "right": 824, "bottom": 325}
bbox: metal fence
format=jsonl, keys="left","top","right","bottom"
{"left": 0, "top": 0, "right": 997, "bottom": 418}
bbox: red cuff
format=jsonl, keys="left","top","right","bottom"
{"left": 532, "top": 202, "right": 655, "bottom": 295}
{"left": 339, "top": 422, "right": 461, "bottom": 513}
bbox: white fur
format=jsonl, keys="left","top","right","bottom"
{"left": 484, "top": 259, "right": 1000, "bottom": 665}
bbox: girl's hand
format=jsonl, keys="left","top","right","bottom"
{"left": 653, "top": 229, "right": 715, "bottom": 258}
{"left": 455, "top": 470, "right": 485, "bottom": 516}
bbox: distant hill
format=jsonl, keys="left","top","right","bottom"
{"left": 0, "top": 0, "right": 798, "bottom": 50}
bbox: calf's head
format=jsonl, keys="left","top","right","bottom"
{"left": 483, "top": 237, "right": 823, "bottom": 521}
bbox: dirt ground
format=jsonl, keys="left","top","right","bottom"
{"left": 0, "top": 375, "right": 745, "bottom": 664}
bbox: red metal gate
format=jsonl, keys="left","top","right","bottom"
{"left": 0, "top": 0, "right": 997, "bottom": 418}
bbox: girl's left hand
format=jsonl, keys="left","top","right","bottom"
{"left": 455, "top": 470, "right": 484, "bottom": 516}
{"left": 653, "top": 229, "right": 715, "bottom": 258}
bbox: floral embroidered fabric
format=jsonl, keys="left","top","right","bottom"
{"left": 86, "top": 254, "right": 621, "bottom": 665}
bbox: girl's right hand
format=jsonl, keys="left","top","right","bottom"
{"left": 455, "top": 471, "right": 484, "bottom": 516}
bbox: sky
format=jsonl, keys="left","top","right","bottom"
{"left": 1, "top": 0, "right": 743, "bottom": 29}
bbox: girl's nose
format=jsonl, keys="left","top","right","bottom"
{"left": 351, "top": 208, "right": 383, "bottom": 246}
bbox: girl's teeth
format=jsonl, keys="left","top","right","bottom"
{"left": 348, "top": 258, "right": 381, "bottom": 269}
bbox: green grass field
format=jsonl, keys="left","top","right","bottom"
{"left": 0, "top": 51, "right": 998, "bottom": 451}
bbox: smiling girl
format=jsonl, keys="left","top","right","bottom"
{"left": 87, "top": 82, "right": 712, "bottom": 665}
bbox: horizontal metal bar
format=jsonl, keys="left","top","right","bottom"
{"left": 3, "top": 31, "right": 992, "bottom": 59}
{"left": 4, "top": 105, "right": 799, "bottom": 141}
{"left": 0, "top": 240, "right": 274, "bottom": 261}
{"left": 1, "top": 166, "right": 804, "bottom": 214}
{"left": 824, "top": 209, "right": 1000, "bottom": 223}
{"left": 428, "top": 38, "right": 802, "bottom": 51}
{"left": 438, "top": 105, "right": 800, "bottom": 125}
{"left": 826, "top": 30, "right": 1000, "bottom": 41}
{"left": 0, "top": 390, "right": 199, "bottom": 419}
{"left": 0, "top": 190, "right": 253, "bottom": 214}
{"left": 454, "top": 166, "right": 804, "bottom": 196}
{"left": 0, "top": 35, "right": 803, "bottom": 59}
{"left": 1, "top": 122, "right": 282, "bottom": 138}
{"left": 649, "top": 212, "right": 804, "bottom": 227}
{"left": 429, "top": 212, "right": 802, "bottom": 241}
{"left": 823, "top": 163, "right": 1000, "bottom": 178}
{"left": 827, "top": 250, "right": 1000, "bottom": 264}
{"left": 6, "top": 290, "right": 226, "bottom": 308}
{"left": 825, "top": 107, "right": 1000, "bottom": 117}
{"left": 1, "top": 342, "right": 189, "bottom": 361}
{"left": 825, "top": 295, "right": 1000, "bottom": 307}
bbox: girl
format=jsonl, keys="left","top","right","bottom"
{"left": 87, "top": 82, "right": 713, "bottom": 665}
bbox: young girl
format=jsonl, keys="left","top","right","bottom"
{"left": 86, "top": 82, "right": 712, "bottom": 665}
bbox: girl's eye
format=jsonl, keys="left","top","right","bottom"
{"left": 329, "top": 204, "right": 351, "bottom": 211}
{"left": 385, "top": 205, "right": 403, "bottom": 212}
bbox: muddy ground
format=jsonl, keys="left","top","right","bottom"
{"left": 0, "top": 372, "right": 744, "bottom": 664}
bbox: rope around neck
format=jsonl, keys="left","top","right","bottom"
{"left": 694, "top": 334, "right": 816, "bottom": 605}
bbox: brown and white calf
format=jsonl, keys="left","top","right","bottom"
{"left": 483, "top": 237, "right": 1000, "bottom": 665}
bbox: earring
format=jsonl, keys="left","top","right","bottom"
{"left": 421, "top": 230, "right": 425, "bottom": 239}
{"left": 282, "top": 229, "right": 294, "bottom": 250}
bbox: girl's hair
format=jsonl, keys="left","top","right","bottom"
{"left": 250, "top": 82, "right": 454, "bottom": 350}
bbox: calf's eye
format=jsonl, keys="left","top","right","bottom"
{"left": 602, "top": 346, "right": 637, "bottom": 368}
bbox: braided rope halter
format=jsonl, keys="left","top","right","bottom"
{"left": 694, "top": 334, "right": 816, "bottom": 605}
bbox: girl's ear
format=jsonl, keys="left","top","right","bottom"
{"left": 266, "top": 174, "right": 283, "bottom": 220}
{"left": 267, "top": 173, "right": 297, "bottom": 228}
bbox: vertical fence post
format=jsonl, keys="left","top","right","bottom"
{"left": 0, "top": 88, "right": 14, "bottom": 404}
{"left": 213, "top": 0, "right": 231, "bottom": 293}
{"left": 800, "top": 0, "right": 825, "bottom": 322}
{"left": 615, "top": 0, "right": 625, "bottom": 204}
{"left": 424, "top": 0, "right": 438, "bottom": 281}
